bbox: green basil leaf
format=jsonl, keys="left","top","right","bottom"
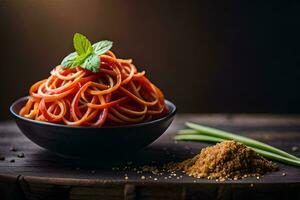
{"left": 81, "top": 53, "right": 100, "bottom": 73}
{"left": 61, "top": 52, "right": 79, "bottom": 68}
{"left": 73, "top": 33, "right": 93, "bottom": 56}
{"left": 74, "top": 51, "right": 91, "bottom": 65}
{"left": 93, "top": 40, "right": 113, "bottom": 55}
{"left": 61, "top": 33, "right": 111, "bottom": 73}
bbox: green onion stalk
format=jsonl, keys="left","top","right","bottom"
{"left": 175, "top": 122, "right": 300, "bottom": 167}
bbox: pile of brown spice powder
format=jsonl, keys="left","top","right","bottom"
{"left": 169, "top": 140, "right": 278, "bottom": 181}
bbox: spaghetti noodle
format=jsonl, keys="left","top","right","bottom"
{"left": 19, "top": 51, "right": 168, "bottom": 127}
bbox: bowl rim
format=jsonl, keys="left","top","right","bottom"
{"left": 10, "top": 96, "right": 177, "bottom": 129}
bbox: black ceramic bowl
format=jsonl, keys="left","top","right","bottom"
{"left": 10, "top": 97, "right": 176, "bottom": 158}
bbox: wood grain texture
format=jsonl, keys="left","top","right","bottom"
{"left": 0, "top": 114, "right": 300, "bottom": 200}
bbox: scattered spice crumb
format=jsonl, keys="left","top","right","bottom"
{"left": 154, "top": 178, "right": 158, "bottom": 181}
{"left": 141, "top": 176, "right": 145, "bottom": 180}
{"left": 124, "top": 176, "right": 129, "bottom": 180}
{"left": 219, "top": 178, "right": 226, "bottom": 182}
{"left": 17, "top": 152, "right": 24, "bottom": 158}
{"left": 292, "top": 146, "right": 299, "bottom": 152}
{"left": 167, "top": 141, "right": 278, "bottom": 181}
{"left": 282, "top": 172, "right": 286, "bottom": 176}
{"left": 10, "top": 159, "right": 15, "bottom": 163}
{"left": 10, "top": 146, "right": 17, "bottom": 152}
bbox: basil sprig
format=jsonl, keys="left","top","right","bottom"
{"left": 61, "top": 33, "right": 113, "bottom": 73}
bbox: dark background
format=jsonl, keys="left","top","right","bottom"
{"left": 0, "top": 0, "right": 299, "bottom": 120}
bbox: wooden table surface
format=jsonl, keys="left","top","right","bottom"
{"left": 0, "top": 114, "right": 300, "bottom": 200}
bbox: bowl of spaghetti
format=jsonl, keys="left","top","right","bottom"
{"left": 10, "top": 33, "right": 176, "bottom": 157}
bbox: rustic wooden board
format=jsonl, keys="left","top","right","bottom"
{"left": 0, "top": 114, "right": 300, "bottom": 200}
